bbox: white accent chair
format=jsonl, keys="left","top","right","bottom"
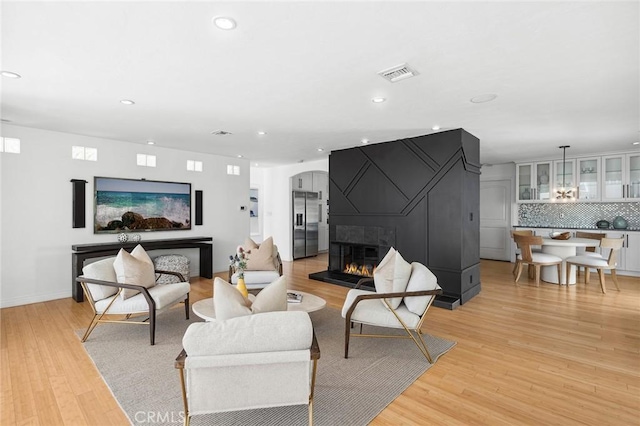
{"left": 77, "top": 257, "right": 190, "bottom": 345}
{"left": 565, "top": 237, "right": 623, "bottom": 294}
{"left": 228, "top": 243, "right": 283, "bottom": 290}
{"left": 176, "top": 311, "right": 320, "bottom": 426}
{"left": 341, "top": 262, "right": 442, "bottom": 363}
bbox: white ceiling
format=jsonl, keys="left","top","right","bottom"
{"left": 1, "top": 1, "right": 639, "bottom": 167}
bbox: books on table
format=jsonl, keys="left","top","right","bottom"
{"left": 287, "top": 292, "right": 303, "bottom": 303}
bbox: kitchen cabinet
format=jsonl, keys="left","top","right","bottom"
{"left": 312, "top": 172, "right": 329, "bottom": 251}
{"left": 516, "top": 161, "right": 553, "bottom": 202}
{"left": 576, "top": 157, "right": 601, "bottom": 201}
{"left": 312, "top": 172, "right": 328, "bottom": 202}
{"left": 603, "top": 231, "right": 640, "bottom": 273}
{"left": 623, "top": 232, "right": 640, "bottom": 272}
{"left": 293, "top": 172, "right": 314, "bottom": 191}
{"left": 602, "top": 153, "right": 640, "bottom": 201}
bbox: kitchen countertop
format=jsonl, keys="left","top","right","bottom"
{"left": 514, "top": 225, "right": 640, "bottom": 231}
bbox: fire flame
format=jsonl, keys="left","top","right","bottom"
{"left": 344, "top": 263, "right": 376, "bottom": 277}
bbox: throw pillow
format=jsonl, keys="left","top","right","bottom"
{"left": 373, "top": 247, "right": 411, "bottom": 309}
{"left": 113, "top": 245, "right": 156, "bottom": 299}
{"left": 243, "top": 237, "right": 259, "bottom": 250}
{"left": 404, "top": 262, "right": 441, "bottom": 316}
{"left": 244, "top": 236, "right": 275, "bottom": 271}
{"left": 250, "top": 275, "right": 287, "bottom": 314}
{"left": 213, "top": 275, "right": 287, "bottom": 320}
{"left": 213, "top": 277, "right": 252, "bottom": 320}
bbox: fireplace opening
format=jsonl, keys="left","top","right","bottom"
{"left": 331, "top": 243, "right": 379, "bottom": 277}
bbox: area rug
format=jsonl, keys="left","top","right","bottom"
{"left": 79, "top": 306, "right": 456, "bottom": 426}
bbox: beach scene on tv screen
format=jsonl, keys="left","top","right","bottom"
{"left": 95, "top": 178, "right": 191, "bottom": 233}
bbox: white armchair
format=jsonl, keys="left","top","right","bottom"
{"left": 229, "top": 237, "right": 283, "bottom": 290}
{"left": 176, "top": 311, "right": 320, "bottom": 426}
{"left": 342, "top": 260, "right": 442, "bottom": 363}
{"left": 77, "top": 246, "right": 190, "bottom": 345}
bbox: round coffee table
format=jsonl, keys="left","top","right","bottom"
{"left": 192, "top": 290, "right": 326, "bottom": 321}
{"left": 286, "top": 291, "right": 326, "bottom": 313}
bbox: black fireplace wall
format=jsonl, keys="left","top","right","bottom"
{"left": 328, "top": 128, "right": 481, "bottom": 304}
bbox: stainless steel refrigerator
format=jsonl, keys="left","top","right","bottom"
{"left": 292, "top": 191, "right": 319, "bottom": 259}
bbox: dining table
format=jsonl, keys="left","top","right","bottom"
{"left": 540, "top": 237, "right": 600, "bottom": 285}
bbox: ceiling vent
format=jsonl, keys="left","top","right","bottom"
{"left": 377, "top": 63, "right": 419, "bottom": 83}
{"left": 211, "top": 130, "right": 233, "bottom": 136}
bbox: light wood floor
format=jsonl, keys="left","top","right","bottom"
{"left": 2, "top": 256, "right": 639, "bottom": 425}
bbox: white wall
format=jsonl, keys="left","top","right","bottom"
{"left": 0, "top": 125, "right": 249, "bottom": 308}
{"left": 256, "top": 159, "right": 328, "bottom": 261}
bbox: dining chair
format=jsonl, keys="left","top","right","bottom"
{"left": 574, "top": 231, "right": 605, "bottom": 277}
{"left": 510, "top": 230, "right": 540, "bottom": 278}
{"left": 564, "top": 237, "right": 623, "bottom": 294}
{"left": 513, "top": 234, "right": 563, "bottom": 286}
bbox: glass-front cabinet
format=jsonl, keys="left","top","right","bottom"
{"left": 516, "top": 161, "right": 553, "bottom": 202}
{"left": 603, "top": 153, "right": 640, "bottom": 201}
{"left": 576, "top": 157, "right": 600, "bottom": 201}
{"left": 553, "top": 159, "right": 576, "bottom": 199}
{"left": 517, "top": 152, "right": 638, "bottom": 203}
{"left": 628, "top": 153, "right": 640, "bottom": 199}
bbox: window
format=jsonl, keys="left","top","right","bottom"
{"left": 187, "top": 160, "right": 203, "bottom": 172}
{"left": 72, "top": 146, "right": 98, "bottom": 161}
{"left": 137, "top": 154, "right": 156, "bottom": 167}
{"left": 227, "top": 165, "right": 240, "bottom": 175}
{"left": 0, "top": 137, "right": 21, "bottom": 153}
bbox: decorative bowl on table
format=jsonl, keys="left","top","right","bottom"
{"left": 549, "top": 231, "right": 571, "bottom": 240}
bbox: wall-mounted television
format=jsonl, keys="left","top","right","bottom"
{"left": 94, "top": 177, "right": 191, "bottom": 233}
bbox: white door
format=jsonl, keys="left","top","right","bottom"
{"left": 480, "top": 179, "right": 512, "bottom": 261}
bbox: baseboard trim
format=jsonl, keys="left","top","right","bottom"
{"left": 1, "top": 290, "right": 71, "bottom": 309}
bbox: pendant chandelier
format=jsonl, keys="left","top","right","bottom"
{"left": 555, "top": 145, "right": 575, "bottom": 201}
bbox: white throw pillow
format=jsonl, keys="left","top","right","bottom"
{"left": 373, "top": 247, "right": 411, "bottom": 309}
{"left": 213, "top": 277, "right": 252, "bottom": 319}
{"left": 404, "top": 262, "right": 441, "bottom": 315}
{"left": 113, "top": 245, "right": 156, "bottom": 299}
{"left": 213, "top": 275, "right": 287, "bottom": 320}
{"left": 250, "top": 275, "right": 287, "bottom": 314}
{"left": 82, "top": 258, "right": 119, "bottom": 300}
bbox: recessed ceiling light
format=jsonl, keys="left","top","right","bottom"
{"left": 470, "top": 94, "right": 497, "bottom": 103}
{"left": 372, "top": 97, "right": 386, "bottom": 103}
{"left": 1, "top": 71, "right": 21, "bottom": 79}
{"left": 146, "top": 140, "right": 155, "bottom": 145}
{"left": 633, "top": 142, "right": 640, "bottom": 145}
{"left": 257, "top": 131, "right": 267, "bottom": 135}
{"left": 254, "top": 163, "right": 259, "bottom": 167}
{"left": 237, "top": 154, "right": 243, "bottom": 158}
{"left": 213, "top": 16, "right": 237, "bottom": 30}
{"left": 317, "top": 148, "right": 324, "bottom": 152}
{"left": 361, "top": 139, "right": 369, "bottom": 144}
{"left": 120, "top": 99, "right": 135, "bottom": 105}
{"left": 431, "top": 125, "right": 441, "bottom": 131}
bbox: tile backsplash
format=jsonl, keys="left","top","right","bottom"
{"left": 518, "top": 202, "right": 640, "bottom": 230}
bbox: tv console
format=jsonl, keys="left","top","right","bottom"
{"left": 71, "top": 236, "right": 213, "bottom": 302}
